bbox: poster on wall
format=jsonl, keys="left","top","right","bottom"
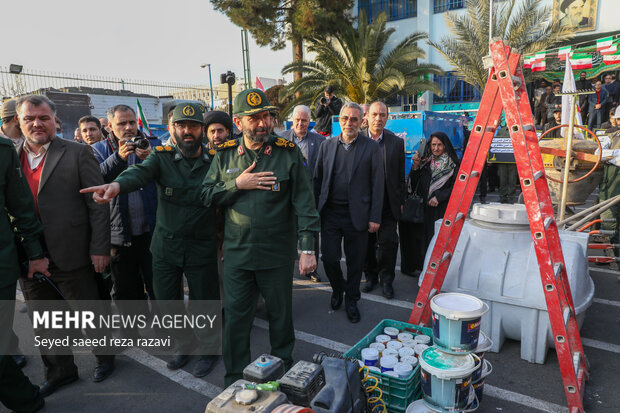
{"left": 553, "top": 0, "right": 598, "bottom": 33}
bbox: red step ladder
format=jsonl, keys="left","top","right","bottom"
{"left": 408, "top": 40, "right": 589, "bottom": 413}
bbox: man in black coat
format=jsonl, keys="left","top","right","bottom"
{"left": 280, "top": 105, "right": 325, "bottom": 282}
{"left": 362, "top": 101, "right": 405, "bottom": 299}
{"left": 314, "top": 102, "right": 384, "bottom": 323}
{"left": 313, "top": 85, "right": 343, "bottom": 136}
{"left": 543, "top": 109, "right": 563, "bottom": 139}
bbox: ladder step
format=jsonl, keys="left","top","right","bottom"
{"left": 523, "top": 124, "right": 535, "bottom": 131}
{"left": 533, "top": 170, "right": 544, "bottom": 181}
{"left": 470, "top": 170, "right": 480, "bottom": 178}
{"left": 441, "top": 252, "right": 452, "bottom": 263}
{"left": 573, "top": 352, "right": 581, "bottom": 377}
{"left": 563, "top": 306, "right": 572, "bottom": 328}
{"left": 455, "top": 212, "right": 465, "bottom": 222}
{"left": 554, "top": 262, "right": 563, "bottom": 279}
{"left": 544, "top": 217, "right": 554, "bottom": 230}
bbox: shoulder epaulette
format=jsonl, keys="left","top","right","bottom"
{"left": 274, "top": 137, "right": 296, "bottom": 150}
{"left": 154, "top": 145, "right": 174, "bottom": 153}
{"left": 216, "top": 139, "right": 239, "bottom": 151}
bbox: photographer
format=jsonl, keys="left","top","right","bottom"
{"left": 91, "top": 105, "right": 160, "bottom": 336}
{"left": 313, "top": 85, "right": 343, "bottom": 136}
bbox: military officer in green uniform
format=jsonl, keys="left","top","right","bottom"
{"left": 0, "top": 136, "right": 49, "bottom": 412}
{"left": 202, "top": 88, "right": 321, "bottom": 385}
{"left": 81, "top": 103, "right": 220, "bottom": 378}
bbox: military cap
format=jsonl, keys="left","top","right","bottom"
{"left": 171, "top": 102, "right": 206, "bottom": 124}
{"left": 0, "top": 99, "right": 17, "bottom": 119}
{"left": 233, "top": 88, "right": 278, "bottom": 117}
{"left": 203, "top": 110, "right": 233, "bottom": 133}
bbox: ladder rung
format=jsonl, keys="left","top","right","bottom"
{"left": 523, "top": 124, "right": 534, "bottom": 131}
{"left": 554, "top": 263, "right": 563, "bottom": 279}
{"left": 470, "top": 170, "right": 480, "bottom": 178}
{"left": 533, "top": 170, "right": 544, "bottom": 181}
{"left": 544, "top": 217, "right": 554, "bottom": 230}
{"left": 455, "top": 212, "right": 465, "bottom": 222}
{"left": 573, "top": 352, "right": 581, "bottom": 377}
{"left": 563, "top": 306, "right": 572, "bottom": 327}
{"left": 441, "top": 252, "right": 452, "bottom": 263}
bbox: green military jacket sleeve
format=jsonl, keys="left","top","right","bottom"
{"left": 201, "top": 135, "right": 320, "bottom": 270}
{"left": 1, "top": 137, "right": 44, "bottom": 285}
{"left": 114, "top": 144, "right": 217, "bottom": 266}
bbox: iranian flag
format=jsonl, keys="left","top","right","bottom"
{"left": 558, "top": 46, "right": 571, "bottom": 60}
{"left": 256, "top": 77, "right": 265, "bottom": 91}
{"left": 597, "top": 36, "right": 614, "bottom": 51}
{"left": 531, "top": 59, "right": 546, "bottom": 72}
{"left": 603, "top": 50, "right": 620, "bottom": 65}
{"left": 136, "top": 99, "right": 152, "bottom": 136}
{"left": 600, "top": 41, "right": 618, "bottom": 56}
{"left": 523, "top": 56, "right": 534, "bottom": 69}
{"left": 534, "top": 52, "right": 546, "bottom": 62}
{"left": 570, "top": 53, "right": 593, "bottom": 69}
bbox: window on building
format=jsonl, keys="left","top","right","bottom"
{"left": 434, "top": 73, "right": 481, "bottom": 103}
{"left": 433, "top": 0, "right": 464, "bottom": 13}
{"left": 359, "top": 0, "right": 417, "bottom": 23}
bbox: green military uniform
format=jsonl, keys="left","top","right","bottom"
{"left": 201, "top": 89, "right": 320, "bottom": 385}
{"left": 113, "top": 104, "right": 219, "bottom": 356}
{"left": 0, "top": 137, "right": 44, "bottom": 411}
{"left": 599, "top": 130, "right": 620, "bottom": 248}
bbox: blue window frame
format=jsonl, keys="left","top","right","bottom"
{"left": 359, "top": 0, "right": 417, "bottom": 23}
{"left": 433, "top": 0, "right": 464, "bottom": 13}
{"left": 434, "top": 72, "right": 481, "bottom": 103}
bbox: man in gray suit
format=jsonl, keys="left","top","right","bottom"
{"left": 314, "top": 102, "right": 384, "bottom": 323}
{"left": 16, "top": 95, "right": 114, "bottom": 397}
{"left": 280, "top": 105, "right": 325, "bottom": 282}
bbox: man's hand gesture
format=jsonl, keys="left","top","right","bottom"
{"left": 235, "top": 162, "right": 277, "bottom": 191}
{"left": 80, "top": 182, "right": 121, "bottom": 204}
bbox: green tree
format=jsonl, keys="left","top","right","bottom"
{"left": 210, "top": 0, "right": 353, "bottom": 83}
{"left": 431, "top": 0, "right": 572, "bottom": 92}
{"left": 279, "top": 11, "right": 443, "bottom": 115}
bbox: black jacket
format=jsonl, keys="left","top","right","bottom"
{"left": 314, "top": 134, "right": 384, "bottom": 231}
{"left": 376, "top": 129, "right": 406, "bottom": 219}
{"left": 313, "top": 96, "right": 343, "bottom": 134}
{"left": 543, "top": 119, "right": 562, "bottom": 138}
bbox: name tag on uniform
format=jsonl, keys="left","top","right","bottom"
{"left": 165, "top": 187, "right": 173, "bottom": 196}
{"left": 226, "top": 168, "right": 240, "bottom": 174}
{"left": 272, "top": 183, "right": 280, "bottom": 192}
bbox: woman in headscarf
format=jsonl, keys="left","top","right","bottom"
{"left": 401, "top": 132, "right": 459, "bottom": 274}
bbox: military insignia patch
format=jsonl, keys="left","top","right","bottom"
{"left": 155, "top": 146, "right": 164, "bottom": 152}
{"left": 238, "top": 145, "right": 245, "bottom": 156}
{"left": 247, "top": 91, "right": 262, "bottom": 107}
{"left": 165, "top": 187, "right": 173, "bottom": 196}
{"left": 198, "top": 104, "right": 205, "bottom": 112}
{"left": 208, "top": 148, "right": 216, "bottom": 155}
{"left": 216, "top": 139, "right": 239, "bottom": 151}
{"left": 272, "top": 183, "right": 280, "bottom": 192}
{"left": 182, "top": 105, "right": 195, "bottom": 117}
{"left": 164, "top": 146, "right": 173, "bottom": 151}
{"left": 264, "top": 145, "right": 272, "bottom": 156}
{"left": 274, "top": 137, "right": 296, "bottom": 150}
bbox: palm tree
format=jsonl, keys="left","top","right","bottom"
{"left": 431, "top": 0, "right": 572, "bottom": 92}
{"left": 279, "top": 11, "right": 443, "bottom": 116}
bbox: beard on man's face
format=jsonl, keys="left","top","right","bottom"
{"left": 244, "top": 127, "right": 271, "bottom": 143}
{"left": 174, "top": 131, "right": 202, "bottom": 156}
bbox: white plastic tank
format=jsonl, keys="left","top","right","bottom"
{"left": 419, "top": 203, "right": 595, "bottom": 364}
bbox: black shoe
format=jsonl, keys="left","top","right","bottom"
{"left": 330, "top": 291, "right": 343, "bottom": 310}
{"left": 382, "top": 283, "right": 394, "bottom": 299}
{"left": 39, "top": 375, "right": 79, "bottom": 398}
{"left": 193, "top": 356, "right": 218, "bottom": 377}
{"left": 307, "top": 271, "right": 321, "bottom": 283}
{"left": 346, "top": 301, "right": 360, "bottom": 323}
{"left": 14, "top": 395, "right": 45, "bottom": 413}
{"left": 12, "top": 355, "right": 27, "bottom": 369}
{"left": 167, "top": 354, "right": 190, "bottom": 370}
{"left": 362, "top": 280, "right": 377, "bottom": 293}
{"left": 93, "top": 360, "right": 115, "bottom": 383}
{"left": 480, "top": 196, "right": 487, "bottom": 204}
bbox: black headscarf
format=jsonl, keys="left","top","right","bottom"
{"left": 422, "top": 131, "right": 460, "bottom": 167}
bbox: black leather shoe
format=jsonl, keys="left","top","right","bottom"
{"left": 14, "top": 395, "right": 45, "bottom": 413}
{"left": 39, "top": 375, "right": 79, "bottom": 398}
{"left": 307, "top": 271, "right": 321, "bottom": 283}
{"left": 382, "top": 283, "right": 394, "bottom": 299}
{"left": 167, "top": 354, "right": 190, "bottom": 370}
{"left": 362, "top": 280, "right": 377, "bottom": 293}
{"left": 93, "top": 360, "right": 115, "bottom": 383}
{"left": 346, "top": 301, "right": 360, "bottom": 323}
{"left": 330, "top": 291, "right": 343, "bottom": 310}
{"left": 12, "top": 355, "right": 27, "bottom": 369}
{"left": 193, "top": 355, "right": 218, "bottom": 377}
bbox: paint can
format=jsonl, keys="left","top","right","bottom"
{"left": 369, "top": 342, "right": 385, "bottom": 355}
{"left": 415, "top": 334, "right": 432, "bottom": 345}
{"left": 398, "top": 332, "right": 414, "bottom": 342}
{"left": 361, "top": 347, "right": 379, "bottom": 367}
{"left": 471, "top": 359, "right": 492, "bottom": 405}
{"left": 471, "top": 332, "right": 493, "bottom": 382}
{"left": 430, "top": 293, "right": 488, "bottom": 354}
{"left": 394, "top": 362, "right": 414, "bottom": 379}
{"left": 419, "top": 346, "right": 478, "bottom": 412}
{"left": 384, "top": 327, "right": 399, "bottom": 339}
{"left": 380, "top": 355, "right": 398, "bottom": 373}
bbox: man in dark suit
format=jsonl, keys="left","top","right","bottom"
{"left": 362, "top": 101, "right": 405, "bottom": 299}
{"left": 15, "top": 95, "right": 114, "bottom": 397}
{"left": 314, "top": 102, "right": 384, "bottom": 323}
{"left": 280, "top": 105, "right": 325, "bottom": 282}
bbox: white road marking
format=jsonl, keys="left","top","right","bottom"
{"left": 593, "top": 297, "right": 620, "bottom": 307}
{"left": 589, "top": 266, "right": 620, "bottom": 275}
{"left": 581, "top": 338, "right": 620, "bottom": 354}
{"left": 123, "top": 348, "right": 223, "bottom": 399}
{"left": 484, "top": 385, "right": 569, "bottom": 412}
{"left": 253, "top": 318, "right": 350, "bottom": 353}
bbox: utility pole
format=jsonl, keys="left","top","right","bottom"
{"left": 241, "top": 29, "right": 252, "bottom": 89}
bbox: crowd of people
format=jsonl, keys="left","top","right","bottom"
{"left": 531, "top": 72, "right": 619, "bottom": 134}
{"left": 0, "top": 86, "right": 463, "bottom": 412}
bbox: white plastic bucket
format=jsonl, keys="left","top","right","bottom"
{"left": 361, "top": 347, "right": 379, "bottom": 367}
{"left": 401, "top": 355, "right": 418, "bottom": 368}
{"left": 376, "top": 334, "right": 391, "bottom": 344}
{"left": 399, "top": 346, "right": 415, "bottom": 358}
{"left": 419, "top": 346, "right": 478, "bottom": 412}
{"left": 431, "top": 293, "right": 488, "bottom": 354}
{"left": 369, "top": 342, "right": 385, "bottom": 355}
{"left": 406, "top": 399, "right": 435, "bottom": 413}
{"left": 398, "top": 332, "right": 414, "bottom": 342}
{"left": 387, "top": 340, "right": 404, "bottom": 351}
{"left": 471, "top": 333, "right": 493, "bottom": 382}
{"left": 415, "top": 334, "right": 432, "bottom": 345}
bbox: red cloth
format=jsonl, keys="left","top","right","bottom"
{"left": 19, "top": 149, "right": 46, "bottom": 216}
{"left": 596, "top": 90, "right": 601, "bottom": 104}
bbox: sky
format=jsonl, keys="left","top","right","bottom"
{"left": 2, "top": 0, "right": 293, "bottom": 86}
